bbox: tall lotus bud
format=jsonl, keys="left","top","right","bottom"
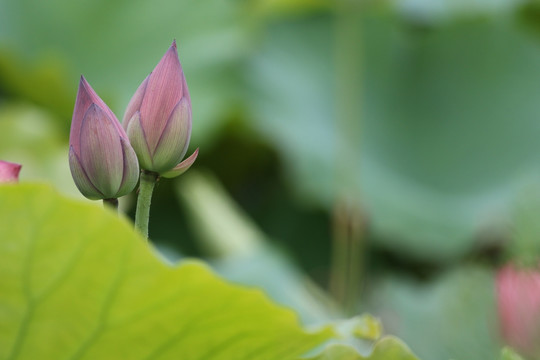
{"left": 69, "top": 76, "right": 139, "bottom": 200}
{"left": 497, "top": 263, "right": 540, "bottom": 358}
{"left": 0, "top": 160, "right": 21, "bottom": 183}
{"left": 123, "top": 40, "right": 198, "bottom": 178}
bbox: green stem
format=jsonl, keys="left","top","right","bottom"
{"left": 103, "top": 198, "right": 119, "bottom": 211}
{"left": 329, "top": 0, "right": 365, "bottom": 314}
{"left": 135, "top": 170, "right": 158, "bottom": 239}
{"left": 330, "top": 202, "right": 365, "bottom": 315}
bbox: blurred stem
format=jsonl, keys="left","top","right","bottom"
{"left": 330, "top": 0, "right": 365, "bottom": 314}
{"left": 135, "top": 170, "right": 158, "bottom": 239}
{"left": 103, "top": 198, "right": 119, "bottom": 211}
{"left": 330, "top": 202, "right": 365, "bottom": 315}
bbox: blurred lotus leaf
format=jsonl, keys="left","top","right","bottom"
{"left": 177, "top": 171, "right": 340, "bottom": 324}
{"left": 305, "top": 337, "right": 419, "bottom": 360}
{"left": 367, "top": 266, "right": 499, "bottom": 360}
{"left": 500, "top": 347, "right": 525, "bottom": 360}
{"left": 247, "top": 9, "right": 540, "bottom": 261}
{"left": 352, "top": 314, "right": 383, "bottom": 341}
{"left": 393, "top": 0, "right": 524, "bottom": 23}
{"left": 0, "top": 0, "right": 250, "bottom": 144}
{"left": 0, "top": 103, "right": 80, "bottom": 196}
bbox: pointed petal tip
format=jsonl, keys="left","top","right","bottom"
{"left": 161, "top": 148, "right": 198, "bottom": 178}
{"left": 86, "top": 102, "right": 99, "bottom": 113}
{"left": 78, "top": 75, "right": 94, "bottom": 97}
{"left": 166, "top": 40, "right": 178, "bottom": 56}
{"left": 79, "top": 75, "right": 89, "bottom": 88}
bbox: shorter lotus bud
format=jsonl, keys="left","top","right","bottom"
{"left": 69, "top": 76, "right": 139, "bottom": 200}
{"left": 123, "top": 40, "right": 197, "bottom": 177}
{"left": 497, "top": 263, "right": 540, "bottom": 358}
{"left": 0, "top": 160, "right": 21, "bottom": 183}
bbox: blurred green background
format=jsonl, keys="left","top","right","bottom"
{"left": 2, "top": 0, "right": 540, "bottom": 358}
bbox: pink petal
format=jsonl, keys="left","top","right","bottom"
{"left": 497, "top": 263, "right": 540, "bottom": 356}
{"left": 151, "top": 97, "right": 192, "bottom": 172}
{"left": 139, "top": 41, "right": 186, "bottom": 151}
{"left": 79, "top": 104, "right": 124, "bottom": 197}
{"left": 123, "top": 75, "right": 149, "bottom": 130}
{"left": 180, "top": 62, "right": 191, "bottom": 105}
{"left": 68, "top": 147, "right": 103, "bottom": 199}
{"left": 161, "top": 148, "right": 198, "bottom": 178}
{"left": 0, "top": 160, "right": 21, "bottom": 183}
{"left": 70, "top": 76, "right": 126, "bottom": 155}
{"left": 115, "top": 138, "right": 140, "bottom": 197}
{"left": 126, "top": 111, "right": 154, "bottom": 171}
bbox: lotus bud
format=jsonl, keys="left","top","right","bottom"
{"left": 123, "top": 40, "right": 197, "bottom": 177}
{"left": 0, "top": 160, "right": 21, "bottom": 183}
{"left": 69, "top": 76, "right": 139, "bottom": 200}
{"left": 497, "top": 263, "right": 540, "bottom": 358}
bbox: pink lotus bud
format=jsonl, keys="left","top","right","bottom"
{"left": 123, "top": 40, "right": 197, "bottom": 177}
{"left": 497, "top": 263, "right": 540, "bottom": 358}
{"left": 0, "top": 160, "right": 21, "bottom": 183}
{"left": 69, "top": 76, "right": 139, "bottom": 200}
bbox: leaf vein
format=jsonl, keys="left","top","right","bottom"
{"left": 66, "top": 235, "right": 134, "bottom": 360}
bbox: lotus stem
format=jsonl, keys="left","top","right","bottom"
{"left": 135, "top": 170, "right": 158, "bottom": 239}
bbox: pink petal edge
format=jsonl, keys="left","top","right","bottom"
{"left": 0, "top": 160, "right": 22, "bottom": 183}
{"left": 161, "top": 148, "right": 199, "bottom": 179}
{"left": 71, "top": 76, "right": 127, "bottom": 154}
{"left": 139, "top": 41, "right": 185, "bottom": 151}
